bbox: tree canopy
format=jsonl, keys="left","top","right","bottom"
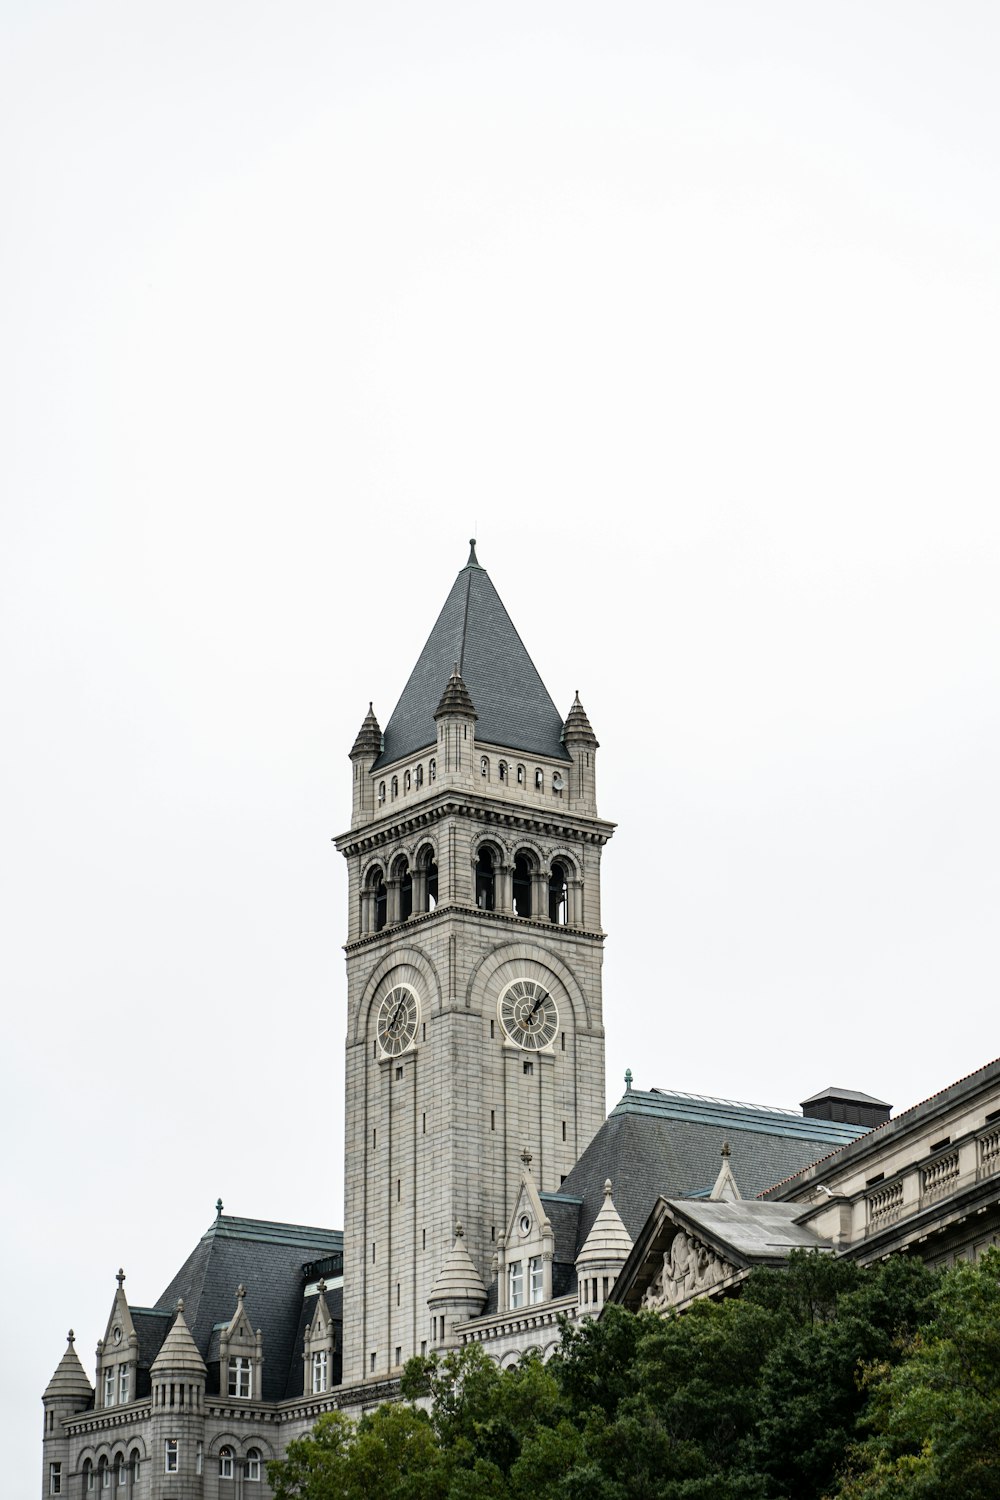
{"left": 267, "top": 1249, "right": 1000, "bottom": 1500}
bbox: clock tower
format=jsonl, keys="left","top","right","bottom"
{"left": 336, "top": 542, "right": 614, "bottom": 1383}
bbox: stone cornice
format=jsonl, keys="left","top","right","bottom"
{"left": 66, "top": 1402, "right": 151, "bottom": 1436}
{"left": 335, "top": 794, "right": 615, "bottom": 857}
{"left": 344, "top": 902, "right": 606, "bottom": 955}
{"left": 458, "top": 1294, "right": 577, "bottom": 1343}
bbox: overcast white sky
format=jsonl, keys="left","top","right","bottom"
{"left": 3, "top": 1, "right": 999, "bottom": 1487}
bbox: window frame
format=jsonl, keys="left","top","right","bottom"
{"left": 246, "top": 1449, "right": 261, "bottom": 1482}
{"left": 312, "top": 1348, "right": 328, "bottom": 1393}
{"left": 529, "top": 1255, "right": 545, "bottom": 1305}
{"left": 508, "top": 1259, "right": 524, "bottom": 1309}
{"left": 49, "top": 1461, "right": 62, "bottom": 1495}
{"left": 228, "top": 1354, "right": 252, "bottom": 1399}
{"left": 219, "top": 1445, "right": 234, "bottom": 1480}
{"left": 164, "top": 1439, "right": 178, "bottom": 1474}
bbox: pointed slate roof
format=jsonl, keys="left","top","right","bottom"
{"left": 575, "top": 1180, "right": 632, "bottom": 1268}
{"left": 428, "top": 1222, "right": 488, "bottom": 1309}
{"left": 150, "top": 1303, "right": 207, "bottom": 1378}
{"left": 562, "top": 692, "right": 598, "bottom": 747}
{"left": 434, "top": 665, "right": 477, "bottom": 720}
{"left": 350, "top": 703, "right": 382, "bottom": 758}
{"left": 373, "top": 542, "right": 570, "bottom": 768}
{"left": 44, "top": 1332, "right": 93, "bottom": 1403}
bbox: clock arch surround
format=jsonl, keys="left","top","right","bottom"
{"left": 353, "top": 944, "right": 443, "bottom": 1044}
{"left": 464, "top": 941, "right": 594, "bottom": 1034}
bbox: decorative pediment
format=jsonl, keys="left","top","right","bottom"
{"left": 101, "top": 1268, "right": 138, "bottom": 1354}
{"left": 640, "top": 1229, "right": 736, "bottom": 1311}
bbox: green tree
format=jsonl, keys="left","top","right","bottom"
{"left": 834, "top": 1247, "right": 1000, "bottom": 1500}
{"left": 267, "top": 1405, "right": 447, "bottom": 1500}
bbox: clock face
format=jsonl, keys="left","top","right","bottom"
{"left": 376, "top": 984, "right": 420, "bottom": 1057}
{"left": 498, "top": 979, "right": 559, "bottom": 1051}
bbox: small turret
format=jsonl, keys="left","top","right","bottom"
{"left": 149, "top": 1302, "right": 207, "bottom": 1489}
{"left": 427, "top": 1222, "right": 487, "bottom": 1352}
{"left": 561, "top": 692, "right": 599, "bottom": 809}
{"left": 350, "top": 702, "right": 383, "bottom": 826}
{"left": 575, "top": 1180, "right": 632, "bottom": 1318}
{"left": 149, "top": 1301, "right": 207, "bottom": 1385}
{"left": 42, "top": 1331, "right": 93, "bottom": 1498}
{"left": 433, "top": 665, "right": 477, "bottom": 778}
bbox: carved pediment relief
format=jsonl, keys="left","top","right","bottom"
{"left": 641, "top": 1229, "right": 735, "bottom": 1312}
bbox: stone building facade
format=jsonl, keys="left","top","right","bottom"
{"left": 39, "top": 540, "right": 1000, "bottom": 1498}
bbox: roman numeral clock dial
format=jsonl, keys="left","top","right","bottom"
{"left": 377, "top": 984, "right": 420, "bottom": 1057}
{"left": 498, "top": 978, "right": 559, "bottom": 1050}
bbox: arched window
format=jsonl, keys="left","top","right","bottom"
{"left": 391, "top": 775, "right": 398, "bottom": 800}
{"left": 480, "top": 756, "right": 489, "bottom": 779}
{"left": 418, "top": 846, "right": 438, "bottom": 911}
{"left": 429, "top": 758, "right": 436, "bottom": 783}
{"left": 246, "top": 1449, "right": 261, "bottom": 1482}
{"left": 83, "top": 1461, "right": 94, "bottom": 1494}
{"left": 128, "top": 1451, "right": 140, "bottom": 1489}
{"left": 393, "top": 857, "right": 413, "bottom": 922}
{"left": 98, "top": 1460, "right": 109, "bottom": 1492}
{"left": 475, "top": 848, "right": 496, "bottom": 911}
{"left": 115, "top": 1456, "right": 126, "bottom": 1489}
{"left": 378, "top": 781, "right": 386, "bottom": 807}
{"left": 549, "top": 862, "right": 569, "bottom": 925}
{"left": 404, "top": 769, "right": 411, "bottom": 793}
{"left": 517, "top": 765, "right": 525, "bottom": 786}
{"left": 498, "top": 761, "right": 507, "bottom": 783}
{"left": 219, "top": 1447, "right": 234, "bottom": 1480}
{"left": 367, "top": 868, "right": 387, "bottom": 932}
{"left": 534, "top": 768, "right": 543, "bottom": 790}
{"left": 512, "top": 854, "right": 533, "bottom": 918}
{"left": 415, "top": 763, "right": 424, "bottom": 788}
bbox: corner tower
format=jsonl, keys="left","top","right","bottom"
{"left": 336, "top": 542, "right": 614, "bottom": 1383}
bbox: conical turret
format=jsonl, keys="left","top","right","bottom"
{"left": 576, "top": 1180, "right": 633, "bottom": 1317}
{"left": 562, "top": 691, "right": 598, "bottom": 747}
{"left": 350, "top": 702, "right": 383, "bottom": 826}
{"left": 560, "top": 692, "right": 599, "bottom": 810}
{"left": 427, "top": 1222, "right": 487, "bottom": 1349}
{"left": 43, "top": 1330, "right": 93, "bottom": 1410}
{"left": 150, "top": 1301, "right": 207, "bottom": 1381}
{"left": 433, "top": 664, "right": 477, "bottom": 721}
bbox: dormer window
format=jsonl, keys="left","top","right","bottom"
{"left": 103, "top": 1367, "right": 115, "bottom": 1407}
{"left": 118, "top": 1364, "right": 129, "bottom": 1404}
{"left": 312, "top": 1349, "right": 328, "bottom": 1392}
{"left": 529, "top": 1256, "right": 544, "bottom": 1304}
{"left": 228, "top": 1356, "right": 252, "bottom": 1399}
{"left": 508, "top": 1260, "right": 524, "bottom": 1309}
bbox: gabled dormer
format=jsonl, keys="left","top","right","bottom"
{"left": 496, "top": 1157, "right": 555, "bottom": 1312}
{"left": 218, "top": 1284, "right": 263, "bottom": 1401}
{"left": 302, "top": 1279, "right": 337, "bottom": 1395}
{"left": 95, "top": 1269, "right": 138, "bottom": 1409}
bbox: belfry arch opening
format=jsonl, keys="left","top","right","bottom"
{"left": 476, "top": 848, "right": 496, "bottom": 911}
{"left": 392, "top": 856, "right": 413, "bottom": 923}
{"left": 512, "top": 853, "right": 533, "bottom": 917}
{"left": 417, "top": 846, "right": 438, "bottom": 911}
{"left": 549, "top": 862, "right": 569, "bottom": 924}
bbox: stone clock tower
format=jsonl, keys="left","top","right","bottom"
{"left": 336, "top": 543, "right": 614, "bottom": 1383}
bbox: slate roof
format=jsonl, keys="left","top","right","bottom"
{"left": 672, "top": 1198, "right": 830, "bottom": 1262}
{"left": 153, "top": 1215, "right": 343, "bottom": 1403}
{"left": 373, "top": 543, "right": 570, "bottom": 768}
{"left": 543, "top": 1088, "right": 870, "bottom": 1258}
{"left": 283, "top": 1282, "right": 343, "bottom": 1399}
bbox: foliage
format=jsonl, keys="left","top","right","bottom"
{"left": 266, "top": 1249, "right": 995, "bottom": 1500}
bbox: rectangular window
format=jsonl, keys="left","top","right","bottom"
{"left": 395, "top": 1346, "right": 402, "bottom": 1366}
{"left": 420, "top": 1341, "right": 427, "bottom": 1357}
{"left": 370, "top": 1352, "right": 376, "bottom": 1373}
{"left": 523, "top": 1060, "right": 533, "bottom": 1076}
{"left": 422, "top": 1112, "right": 426, "bottom": 1134}
{"left": 490, "top": 1020, "right": 495, "bottom": 1038}
{"left": 397, "top": 1179, "right": 401, "bottom": 1201}
{"left": 395, "top": 1066, "right": 403, "bottom": 1080}
{"left": 603, "top": 1275, "right": 610, "bottom": 1300}
{"left": 228, "top": 1356, "right": 252, "bottom": 1399}
{"left": 49, "top": 1463, "right": 62, "bottom": 1495}
{"left": 196, "top": 1443, "right": 203, "bottom": 1476}
{"left": 396, "top": 1283, "right": 400, "bottom": 1305}
{"left": 529, "top": 1256, "right": 544, "bottom": 1304}
{"left": 509, "top": 1260, "right": 524, "bottom": 1309}
{"left": 562, "top": 1120, "right": 567, "bottom": 1141}
{"left": 104, "top": 1367, "right": 115, "bottom": 1407}
{"left": 118, "top": 1364, "right": 129, "bottom": 1404}
{"left": 164, "top": 1440, "right": 178, "bottom": 1474}
{"left": 561, "top": 1032, "right": 566, "bottom": 1051}
{"left": 491, "top": 1109, "right": 495, "bottom": 1131}
{"left": 312, "top": 1349, "right": 328, "bottom": 1393}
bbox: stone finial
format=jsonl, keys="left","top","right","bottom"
{"left": 236, "top": 1284, "right": 246, "bottom": 1303}
{"left": 625, "top": 1068, "right": 633, "bottom": 1092}
{"left": 467, "top": 538, "right": 480, "bottom": 568}
{"left": 721, "top": 1140, "right": 731, "bottom": 1158}
{"left": 216, "top": 1198, "right": 224, "bottom": 1217}
{"left": 176, "top": 1299, "right": 184, "bottom": 1313}
{"left": 317, "top": 1278, "right": 327, "bottom": 1295}
{"left": 520, "top": 1148, "right": 533, "bottom": 1167}
{"left": 116, "top": 1268, "right": 125, "bottom": 1289}
{"left": 455, "top": 1220, "right": 465, "bottom": 1239}
{"left": 604, "top": 1179, "right": 613, "bottom": 1197}
{"left": 67, "top": 1330, "right": 75, "bottom": 1346}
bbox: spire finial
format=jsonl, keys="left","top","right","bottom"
{"left": 67, "top": 1330, "right": 75, "bottom": 1346}
{"left": 116, "top": 1268, "right": 125, "bottom": 1289}
{"left": 721, "top": 1140, "right": 731, "bottom": 1158}
{"left": 467, "top": 538, "right": 479, "bottom": 567}
{"left": 317, "top": 1277, "right": 327, "bottom": 1294}
{"left": 603, "top": 1178, "right": 613, "bottom": 1198}
{"left": 521, "top": 1147, "right": 533, "bottom": 1168}
{"left": 236, "top": 1283, "right": 246, "bottom": 1303}
{"left": 624, "top": 1068, "right": 633, "bottom": 1092}
{"left": 176, "top": 1298, "right": 184, "bottom": 1313}
{"left": 216, "top": 1198, "right": 223, "bottom": 1217}
{"left": 455, "top": 1219, "right": 465, "bottom": 1239}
